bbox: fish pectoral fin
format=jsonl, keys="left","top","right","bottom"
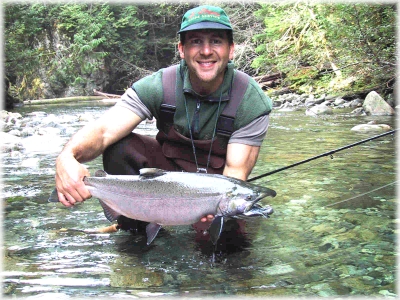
{"left": 48, "top": 188, "right": 60, "bottom": 202}
{"left": 139, "top": 168, "right": 166, "bottom": 179}
{"left": 146, "top": 223, "right": 162, "bottom": 245}
{"left": 209, "top": 216, "right": 224, "bottom": 245}
{"left": 99, "top": 200, "right": 120, "bottom": 222}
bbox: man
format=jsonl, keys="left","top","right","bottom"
{"left": 54, "top": 5, "right": 272, "bottom": 231}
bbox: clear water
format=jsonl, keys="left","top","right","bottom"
{"left": 2, "top": 102, "right": 397, "bottom": 298}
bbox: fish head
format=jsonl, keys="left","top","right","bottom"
{"left": 218, "top": 184, "right": 276, "bottom": 217}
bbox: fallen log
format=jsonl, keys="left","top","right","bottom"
{"left": 23, "top": 96, "right": 103, "bottom": 105}
{"left": 93, "top": 89, "right": 121, "bottom": 99}
{"left": 253, "top": 72, "right": 282, "bottom": 83}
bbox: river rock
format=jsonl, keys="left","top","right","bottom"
{"left": 21, "top": 127, "right": 36, "bottom": 137}
{"left": 8, "top": 129, "right": 21, "bottom": 137}
{"left": 351, "top": 123, "right": 392, "bottom": 132}
{"left": 363, "top": 91, "right": 395, "bottom": 115}
{"left": 350, "top": 98, "right": 363, "bottom": 108}
{"left": 0, "top": 132, "right": 24, "bottom": 152}
{"left": 334, "top": 98, "right": 346, "bottom": 106}
{"left": 305, "top": 104, "right": 333, "bottom": 116}
{"left": 350, "top": 107, "right": 366, "bottom": 116}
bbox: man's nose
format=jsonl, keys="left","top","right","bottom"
{"left": 200, "top": 42, "right": 212, "bottom": 55}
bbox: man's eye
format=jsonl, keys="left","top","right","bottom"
{"left": 191, "top": 39, "right": 201, "bottom": 44}
{"left": 211, "top": 39, "right": 222, "bottom": 44}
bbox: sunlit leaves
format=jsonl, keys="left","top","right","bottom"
{"left": 252, "top": 2, "right": 396, "bottom": 93}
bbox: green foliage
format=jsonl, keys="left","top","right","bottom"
{"left": 5, "top": 3, "right": 148, "bottom": 99}
{"left": 252, "top": 1, "right": 396, "bottom": 94}
{"left": 5, "top": 2, "right": 396, "bottom": 100}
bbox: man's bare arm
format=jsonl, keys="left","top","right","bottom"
{"left": 223, "top": 143, "right": 260, "bottom": 181}
{"left": 55, "top": 106, "right": 142, "bottom": 207}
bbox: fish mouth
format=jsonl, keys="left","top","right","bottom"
{"left": 244, "top": 188, "right": 276, "bottom": 213}
{"left": 253, "top": 188, "right": 277, "bottom": 204}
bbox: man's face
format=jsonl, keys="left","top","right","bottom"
{"left": 178, "top": 30, "right": 234, "bottom": 95}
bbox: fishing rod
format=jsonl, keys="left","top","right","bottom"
{"left": 248, "top": 129, "right": 396, "bottom": 183}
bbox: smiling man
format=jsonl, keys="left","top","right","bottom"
{"left": 54, "top": 5, "right": 273, "bottom": 232}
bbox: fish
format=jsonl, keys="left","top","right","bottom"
{"left": 49, "top": 168, "right": 276, "bottom": 245}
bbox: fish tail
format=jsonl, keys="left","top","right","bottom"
{"left": 48, "top": 188, "right": 60, "bottom": 202}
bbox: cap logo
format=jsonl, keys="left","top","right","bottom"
{"left": 178, "top": 5, "right": 232, "bottom": 33}
{"left": 189, "top": 8, "right": 221, "bottom": 21}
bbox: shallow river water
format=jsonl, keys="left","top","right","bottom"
{"left": 2, "top": 102, "right": 397, "bottom": 299}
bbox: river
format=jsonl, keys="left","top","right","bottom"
{"left": 2, "top": 101, "right": 397, "bottom": 298}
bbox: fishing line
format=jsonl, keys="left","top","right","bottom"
{"left": 324, "top": 180, "right": 398, "bottom": 208}
{"left": 257, "top": 153, "right": 338, "bottom": 184}
{"left": 248, "top": 129, "right": 396, "bottom": 182}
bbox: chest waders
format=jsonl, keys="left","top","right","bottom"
{"left": 102, "top": 65, "right": 251, "bottom": 232}
{"left": 155, "top": 65, "right": 250, "bottom": 174}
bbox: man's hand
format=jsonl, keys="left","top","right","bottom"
{"left": 55, "top": 153, "right": 91, "bottom": 207}
{"left": 200, "top": 215, "right": 215, "bottom": 223}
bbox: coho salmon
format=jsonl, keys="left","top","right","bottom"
{"left": 49, "top": 168, "right": 276, "bottom": 245}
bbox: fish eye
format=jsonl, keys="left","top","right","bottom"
{"left": 246, "top": 195, "right": 252, "bottom": 200}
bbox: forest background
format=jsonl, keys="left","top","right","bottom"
{"left": 3, "top": 0, "right": 397, "bottom": 108}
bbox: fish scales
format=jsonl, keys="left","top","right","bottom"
{"left": 49, "top": 168, "right": 276, "bottom": 245}
{"left": 84, "top": 173, "right": 230, "bottom": 225}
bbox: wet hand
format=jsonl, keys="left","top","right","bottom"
{"left": 55, "top": 153, "right": 92, "bottom": 207}
{"left": 200, "top": 215, "right": 214, "bottom": 223}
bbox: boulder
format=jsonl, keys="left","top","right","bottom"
{"left": 363, "top": 91, "right": 395, "bottom": 115}
{"left": 351, "top": 123, "right": 392, "bottom": 132}
{"left": 306, "top": 104, "right": 333, "bottom": 116}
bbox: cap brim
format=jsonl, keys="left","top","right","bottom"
{"left": 178, "top": 21, "right": 232, "bottom": 34}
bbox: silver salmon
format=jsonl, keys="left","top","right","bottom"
{"left": 49, "top": 168, "right": 276, "bottom": 245}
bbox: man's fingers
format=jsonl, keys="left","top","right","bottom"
{"left": 57, "top": 191, "right": 74, "bottom": 207}
{"left": 200, "top": 215, "right": 215, "bottom": 222}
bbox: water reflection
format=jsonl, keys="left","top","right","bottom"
{"left": 2, "top": 103, "right": 397, "bottom": 298}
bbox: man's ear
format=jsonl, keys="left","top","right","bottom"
{"left": 178, "top": 42, "right": 185, "bottom": 59}
{"left": 229, "top": 43, "right": 235, "bottom": 60}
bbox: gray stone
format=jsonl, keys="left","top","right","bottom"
{"left": 350, "top": 107, "right": 366, "bottom": 116}
{"left": 363, "top": 91, "right": 395, "bottom": 115}
{"left": 306, "top": 104, "right": 333, "bottom": 116}
{"left": 8, "top": 129, "right": 21, "bottom": 137}
{"left": 351, "top": 124, "right": 392, "bottom": 132}
{"left": 334, "top": 98, "right": 346, "bottom": 106}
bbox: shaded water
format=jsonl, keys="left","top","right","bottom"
{"left": 2, "top": 102, "right": 397, "bottom": 298}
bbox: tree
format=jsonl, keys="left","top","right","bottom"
{"left": 5, "top": 3, "right": 148, "bottom": 99}
{"left": 252, "top": 1, "right": 396, "bottom": 95}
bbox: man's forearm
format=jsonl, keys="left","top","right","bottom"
{"left": 59, "top": 123, "right": 107, "bottom": 163}
{"left": 223, "top": 143, "right": 260, "bottom": 181}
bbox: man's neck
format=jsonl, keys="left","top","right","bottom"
{"left": 189, "top": 74, "right": 224, "bottom": 96}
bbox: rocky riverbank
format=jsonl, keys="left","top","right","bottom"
{"left": 271, "top": 90, "right": 395, "bottom": 116}
{"left": 1, "top": 90, "right": 395, "bottom": 157}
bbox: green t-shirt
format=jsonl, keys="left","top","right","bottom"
{"left": 133, "top": 60, "right": 272, "bottom": 140}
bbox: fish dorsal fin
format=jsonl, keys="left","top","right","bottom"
{"left": 95, "top": 170, "right": 108, "bottom": 177}
{"left": 98, "top": 200, "right": 120, "bottom": 222}
{"left": 146, "top": 223, "right": 162, "bottom": 245}
{"left": 139, "top": 168, "right": 166, "bottom": 178}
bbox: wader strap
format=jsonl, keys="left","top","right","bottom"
{"left": 160, "top": 65, "right": 179, "bottom": 132}
{"left": 216, "top": 70, "right": 249, "bottom": 137}
{"left": 160, "top": 66, "right": 250, "bottom": 137}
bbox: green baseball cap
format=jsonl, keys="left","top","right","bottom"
{"left": 178, "top": 5, "right": 232, "bottom": 34}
